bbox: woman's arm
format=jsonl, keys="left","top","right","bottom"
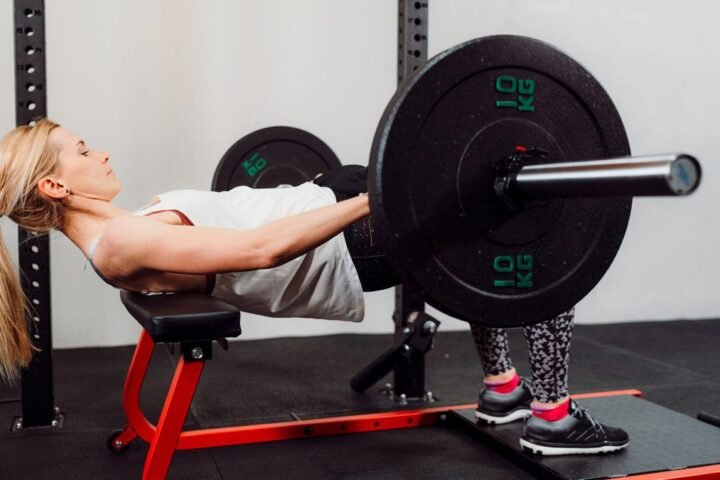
{"left": 101, "top": 194, "right": 370, "bottom": 275}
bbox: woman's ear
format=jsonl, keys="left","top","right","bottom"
{"left": 37, "top": 177, "right": 70, "bottom": 200}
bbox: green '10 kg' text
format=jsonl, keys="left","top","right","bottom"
{"left": 495, "top": 75, "right": 535, "bottom": 112}
{"left": 242, "top": 152, "right": 268, "bottom": 177}
{"left": 492, "top": 254, "right": 533, "bottom": 288}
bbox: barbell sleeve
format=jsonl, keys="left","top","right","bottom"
{"left": 513, "top": 153, "right": 701, "bottom": 199}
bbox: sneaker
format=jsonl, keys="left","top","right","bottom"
{"left": 520, "top": 400, "right": 629, "bottom": 455}
{"left": 475, "top": 378, "right": 533, "bottom": 424}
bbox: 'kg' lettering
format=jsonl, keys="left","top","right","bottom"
{"left": 495, "top": 75, "right": 535, "bottom": 112}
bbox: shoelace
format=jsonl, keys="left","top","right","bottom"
{"left": 572, "top": 402, "right": 607, "bottom": 437}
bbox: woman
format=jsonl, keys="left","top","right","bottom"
{"left": 0, "top": 119, "right": 627, "bottom": 455}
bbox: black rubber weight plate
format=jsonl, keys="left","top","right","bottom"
{"left": 369, "top": 35, "right": 632, "bottom": 327}
{"left": 212, "top": 126, "right": 342, "bottom": 191}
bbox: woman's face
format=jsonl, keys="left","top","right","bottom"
{"left": 46, "top": 127, "right": 121, "bottom": 202}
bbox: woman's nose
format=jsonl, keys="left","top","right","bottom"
{"left": 99, "top": 151, "right": 110, "bottom": 163}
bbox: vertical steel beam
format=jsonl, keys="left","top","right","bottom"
{"left": 397, "top": 0, "right": 429, "bottom": 82}
{"left": 392, "top": 0, "right": 429, "bottom": 401}
{"left": 13, "top": 0, "right": 59, "bottom": 429}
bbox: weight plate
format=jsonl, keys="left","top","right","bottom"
{"left": 369, "top": 35, "right": 632, "bottom": 327}
{"left": 212, "top": 126, "right": 342, "bottom": 191}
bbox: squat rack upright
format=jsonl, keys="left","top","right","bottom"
{"left": 9, "top": 0, "right": 62, "bottom": 431}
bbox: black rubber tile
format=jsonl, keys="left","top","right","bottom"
{"left": 190, "top": 335, "right": 407, "bottom": 427}
{"left": 0, "top": 379, "right": 20, "bottom": 403}
{"left": 0, "top": 345, "right": 200, "bottom": 437}
{"left": 0, "top": 428, "right": 221, "bottom": 480}
{"left": 574, "top": 320, "right": 720, "bottom": 379}
{"left": 562, "top": 337, "right": 707, "bottom": 392}
{"left": 0, "top": 401, "right": 20, "bottom": 431}
{"left": 209, "top": 425, "right": 536, "bottom": 480}
{"left": 190, "top": 332, "right": 490, "bottom": 427}
{"left": 641, "top": 381, "right": 720, "bottom": 417}
{"left": 56, "top": 345, "right": 198, "bottom": 431}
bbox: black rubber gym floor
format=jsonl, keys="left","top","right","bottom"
{"left": 2, "top": 319, "right": 720, "bottom": 479}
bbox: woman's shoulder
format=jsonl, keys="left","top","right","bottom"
{"left": 103, "top": 215, "right": 162, "bottom": 251}
{"left": 96, "top": 214, "right": 173, "bottom": 276}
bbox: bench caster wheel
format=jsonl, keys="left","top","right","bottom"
{"left": 107, "top": 429, "right": 132, "bottom": 454}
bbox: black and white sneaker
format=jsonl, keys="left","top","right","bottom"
{"left": 475, "top": 378, "right": 533, "bottom": 425}
{"left": 520, "top": 400, "right": 629, "bottom": 455}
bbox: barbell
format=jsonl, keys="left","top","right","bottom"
{"left": 368, "top": 35, "right": 701, "bottom": 327}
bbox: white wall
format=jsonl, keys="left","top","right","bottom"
{"left": 0, "top": 0, "right": 717, "bottom": 349}
{"left": 431, "top": 0, "right": 720, "bottom": 325}
{"left": 0, "top": 0, "right": 17, "bottom": 265}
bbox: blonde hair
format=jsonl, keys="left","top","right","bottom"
{"left": 0, "top": 119, "right": 63, "bottom": 383}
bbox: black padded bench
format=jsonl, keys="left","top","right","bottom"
{"left": 120, "top": 290, "right": 241, "bottom": 344}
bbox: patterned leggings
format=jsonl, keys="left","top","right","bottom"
{"left": 470, "top": 309, "right": 575, "bottom": 403}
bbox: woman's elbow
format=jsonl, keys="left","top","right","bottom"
{"left": 254, "top": 247, "right": 282, "bottom": 270}
{"left": 257, "top": 244, "right": 303, "bottom": 270}
{"left": 245, "top": 236, "right": 297, "bottom": 270}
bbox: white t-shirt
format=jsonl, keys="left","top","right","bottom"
{"left": 132, "top": 182, "right": 365, "bottom": 322}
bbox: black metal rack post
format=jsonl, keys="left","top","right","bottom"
{"left": 391, "top": 0, "right": 431, "bottom": 402}
{"left": 350, "top": 0, "right": 434, "bottom": 403}
{"left": 12, "top": 0, "right": 61, "bottom": 430}
{"left": 397, "top": 0, "right": 429, "bottom": 82}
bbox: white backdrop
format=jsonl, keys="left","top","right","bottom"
{"left": 0, "top": 0, "right": 717, "bottom": 349}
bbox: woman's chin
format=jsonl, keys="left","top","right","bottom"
{"left": 110, "top": 180, "right": 122, "bottom": 198}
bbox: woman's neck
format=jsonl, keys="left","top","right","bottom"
{"left": 61, "top": 196, "right": 131, "bottom": 256}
